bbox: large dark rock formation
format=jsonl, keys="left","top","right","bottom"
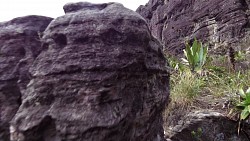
{"left": 0, "top": 16, "right": 53, "bottom": 141}
{"left": 10, "top": 2, "right": 169, "bottom": 141}
{"left": 137, "top": 0, "right": 250, "bottom": 55}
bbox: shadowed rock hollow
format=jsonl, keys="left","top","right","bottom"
{"left": 137, "top": 0, "right": 250, "bottom": 55}
{"left": 0, "top": 15, "right": 53, "bottom": 141}
{"left": 10, "top": 2, "right": 169, "bottom": 141}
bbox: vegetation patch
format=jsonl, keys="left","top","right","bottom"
{"left": 164, "top": 38, "right": 250, "bottom": 131}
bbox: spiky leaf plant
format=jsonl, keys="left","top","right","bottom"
{"left": 182, "top": 39, "right": 208, "bottom": 73}
{"left": 236, "top": 87, "right": 250, "bottom": 120}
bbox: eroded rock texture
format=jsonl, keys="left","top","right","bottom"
{"left": 166, "top": 111, "right": 250, "bottom": 141}
{"left": 0, "top": 16, "right": 52, "bottom": 141}
{"left": 11, "top": 2, "right": 169, "bottom": 141}
{"left": 137, "top": 0, "right": 250, "bottom": 55}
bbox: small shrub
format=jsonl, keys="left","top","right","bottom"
{"left": 182, "top": 39, "right": 208, "bottom": 73}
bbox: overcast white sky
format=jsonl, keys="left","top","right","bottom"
{"left": 0, "top": 0, "right": 148, "bottom": 22}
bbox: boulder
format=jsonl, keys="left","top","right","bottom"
{"left": 136, "top": 0, "right": 250, "bottom": 55}
{"left": 0, "top": 15, "right": 52, "bottom": 141}
{"left": 10, "top": 2, "right": 169, "bottom": 141}
{"left": 165, "top": 110, "right": 250, "bottom": 141}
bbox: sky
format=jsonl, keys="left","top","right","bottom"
{"left": 0, "top": 0, "right": 148, "bottom": 22}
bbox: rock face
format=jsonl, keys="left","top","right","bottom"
{"left": 10, "top": 2, "right": 169, "bottom": 141}
{"left": 0, "top": 16, "right": 53, "bottom": 141}
{"left": 165, "top": 111, "right": 250, "bottom": 141}
{"left": 137, "top": 0, "right": 250, "bottom": 55}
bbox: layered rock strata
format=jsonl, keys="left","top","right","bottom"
{"left": 10, "top": 2, "right": 169, "bottom": 141}
{"left": 0, "top": 15, "right": 53, "bottom": 141}
{"left": 137, "top": 0, "right": 250, "bottom": 55}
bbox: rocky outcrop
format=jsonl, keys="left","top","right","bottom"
{"left": 10, "top": 2, "right": 169, "bottom": 141}
{"left": 137, "top": 0, "right": 250, "bottom": 55}
{"left": 0, "top": 16, "right": 53, "bottom": 141}
{"left": 165, "top": 111, "right": 250, "bottom": 141}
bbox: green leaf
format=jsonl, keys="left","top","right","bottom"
{"left": 246, "top": 88, "right": 250, "bottom": 94}
{"left": 194, "top": 52, "right": 199, "bottom": 65}
{"left": 239, "top": 88, "right": 246, "bottom": 99}
{"left": 248, "top": 105, "right": 250, "bottom": 113}
{"left": 192, "top": 39, "right": 199, "bottom": 54}
{"left": 237, "top": 102, "right": 248, "bottom": 109}
{"left": 199, "top": 44, "right": 204, "bottom": 65}
{"left": 242, "top": 100, "right": 250, "bottom": 106}
{"left": 185, "top": 45, "right": 195, "bottom": 71}
{"left": 246, "top": 92, "right": 250, "bottom": 101}
{"left": 240, "top": 108, "right": 250, "bottom": 120}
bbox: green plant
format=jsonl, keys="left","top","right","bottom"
{"left": 191, "top": 127, "right": 203, "bottom": 141}
{"left": 165, "top": 49, "right": 250, "bottom": 135}
{"left": 168, "top": 56, "right": 186, "bottom": 74}
{"left": 235, "top": 50, "right": 247, "bottom": 61}
{"left": 203, "top": 52, "right": 250, "bottom": 98}
{"left": 182, "top": 39, "right": 208, "bottom": 73}
{"left": 236, "top": 87, "right": 250, "bottom": 120}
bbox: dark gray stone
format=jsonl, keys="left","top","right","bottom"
{"left": 166, "top": 111, "right": 250, "bottom": 141}
{"left": 10, "top": 2, "right": 169, "bottom": 141}
{"left": 0, "top": 15, "right": 53, "bottom": 141}
{"left": 137, "top": 0, "right": 250, "bottom": 55}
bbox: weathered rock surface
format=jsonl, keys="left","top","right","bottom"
{"left": 10, "top": 2, "right": 169, "bottom": 141}
{"left": 165, "top": 111, "right": 250, "bottom": 141}
{"left": 0, "top": 15, "right": 53, "bottom": 141}
{"left": 137, "top": 0, "right": 250, "bottom": 55}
